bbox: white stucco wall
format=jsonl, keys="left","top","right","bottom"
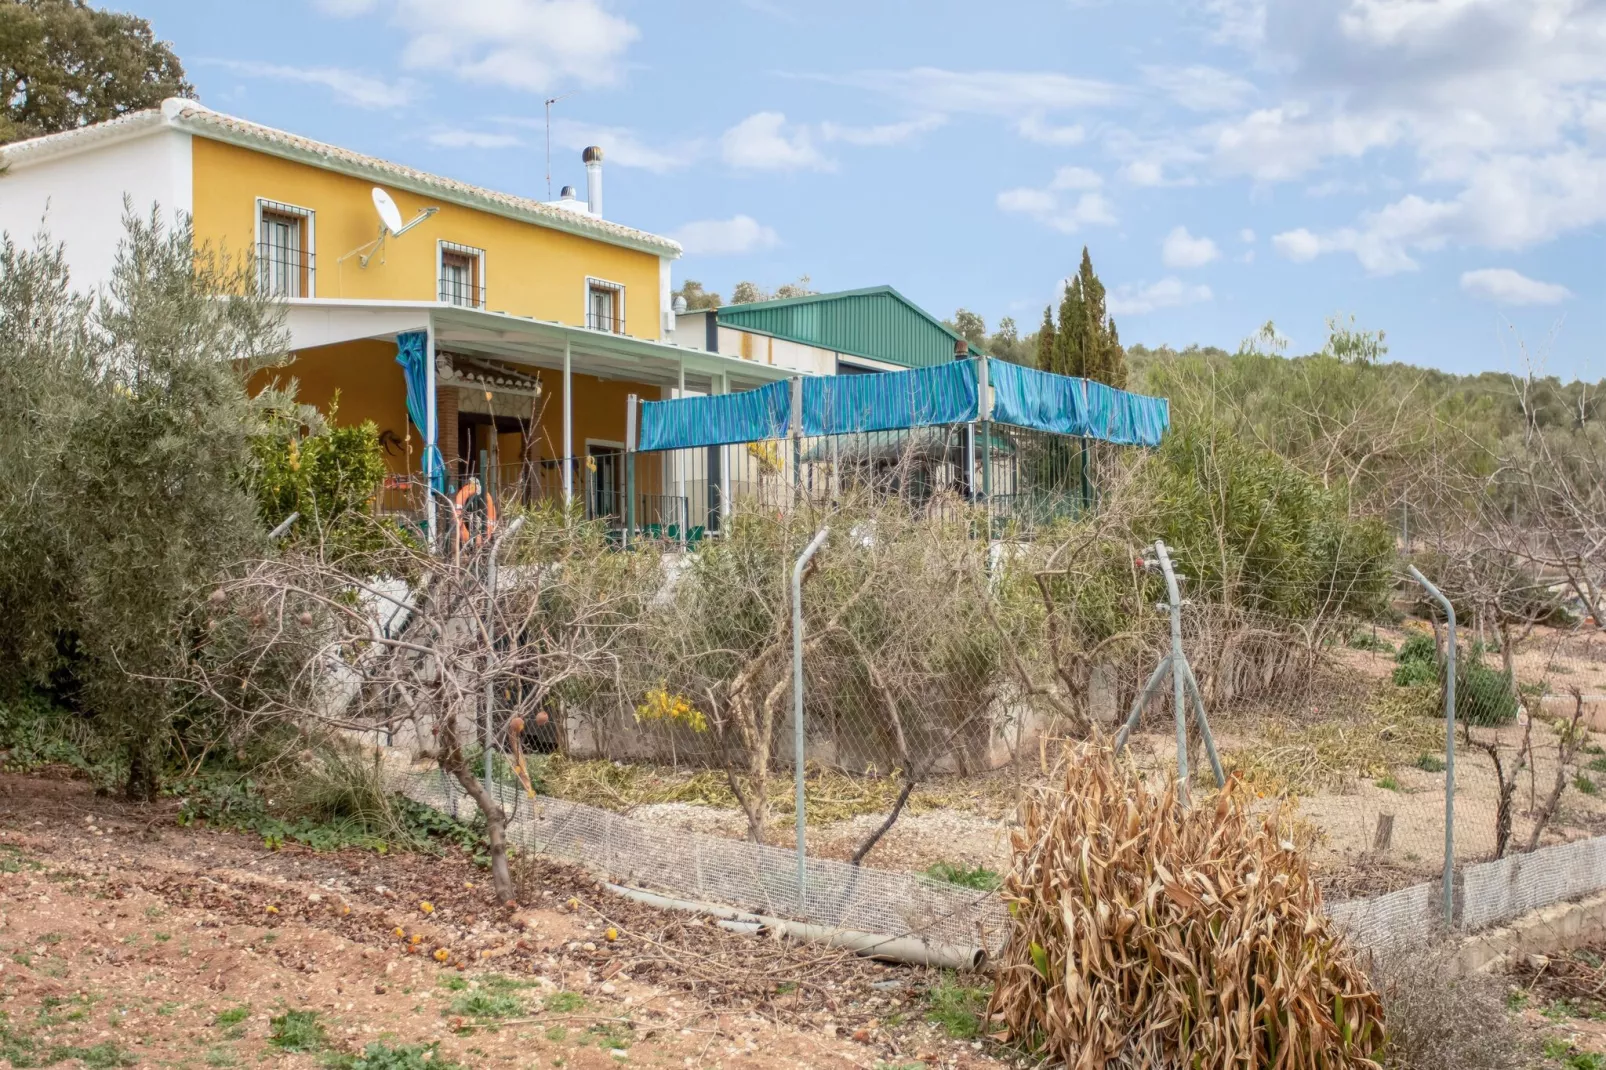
{"left": 0, "top": 127, "right": 193, "bottom": 293}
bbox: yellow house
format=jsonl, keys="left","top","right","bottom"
{"left": 0, "top": 97, "right": 788, "bottom": 536}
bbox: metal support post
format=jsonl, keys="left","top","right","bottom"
{"left": 1408, "top": 565, "right": 1457, "bottom": 928}
{"left": 1112, "top": 541, "right": 1225, "bottom": 801}
{"left": 624, "top": 395, "right": 638, "bottom": 549}
{"left": 562, "top": 338, "right": 574, "bottom": 510}
{"left": 790, "top": 376, "right": 804, "bottom": 507}
{"left": 1158, "top": 541, "right": 1190, "bottom": 799}
{"left": 978, "top": 356, "right": 992, "bottom": 512}
{"left": 792, "top": 527, "right": 829, "bottom": 910}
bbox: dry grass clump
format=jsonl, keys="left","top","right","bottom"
{"left": 536, "top": 755, "right": 960, "bottom": 825}
{"left": 1221, "top": 685, "right": 1443, "bottom": 797}
{"left": 1371, "top": 949, "right": 1530, "bottom": 1069}
{"left": 988, "top": 740, "right": 1384, "bottom": 1069}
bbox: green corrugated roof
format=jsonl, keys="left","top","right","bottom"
{"left": 716, "top": 286, "right": 984, "bottom": 369}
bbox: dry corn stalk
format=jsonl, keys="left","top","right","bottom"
{"left": 988, "top": 739, "right": 1383, "bottom": 1069}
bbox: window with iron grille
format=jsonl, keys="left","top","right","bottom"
{"left": 586, "top": 278, "right": 624, "bottom": 333}
{"left": 438, "top": 241, "right": 485, "bottom": 307}
{"left": 257, "top": 200, "right": 313, "bottom": 298}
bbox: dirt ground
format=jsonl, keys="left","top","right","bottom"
{"left": 0, "top": 773, "right": 1009, "bottom": 1070}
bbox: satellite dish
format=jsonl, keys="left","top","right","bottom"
{"left": 372, "top": 187, "right": 405, "bottom": 235}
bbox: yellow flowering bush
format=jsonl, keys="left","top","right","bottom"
{"left": 635, "top": 685, "right": 709, "bottom": 733}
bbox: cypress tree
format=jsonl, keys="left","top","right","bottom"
{"left": 1043, "top": 247, "right": 1128, "bottom": 387}
{"left": 1035, "top": 305, "right": 1056, "bottom": 372}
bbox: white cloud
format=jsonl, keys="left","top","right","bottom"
{"left": 547, "top": 119, "right": 701, "bottom": 173}
{"left": 819, "top": 115, "right": 945, "bottom": 146}
{"left": 1239, "top": 228, "right": 1256, "bottom": 243}
{"left": 320, "top": 0, "right": 639, "bottom": 93}
{"left": 1182, "top": 0, "right": 1606, "bottom": 275}
{"left": 1143, "top": 65, "right": 1255, "bottom": 112}
{"left": 212, "top": 60, "right": 414, "bottom": 109}
{"left": 1271, "top": 149, "right": 1606, "bottom": 273}
{"left": 1460, "top": 268, "right": 1572, "bottom": 306}
{"left": 1107, "top": 278, "right": 1214, "bottom": 317}
{"left": 1161, "top": 226, "right": 1220, "bottom": 269}
{"left": 1016, "top": 115, "right": 1086, "bottom": 146}
{"left": 843, "top": 67, "right": 1122, "bottom": 114}
{"left": 1272, "top": 228, "right": 1325, "bottom": 263}
{"left": 1122, "top": 160, "right": 1167, "bottom": 186}
{"left": 720, "top": 112, "right": 833, "bottom": 172}
{"left": 672, "top": 215, "right": 780, "bottom": 256}
{"left": 1050, "top": 166, "right": 1103, "bottom": 191}
{"left": 1205, "top": 0, "right": 1267, "bottom": 48}
{"left": 428, "top": 129, "right": 521, "bottom": 149}
{"left": 997, "top": 179, "right": 1116, "bottom": 235}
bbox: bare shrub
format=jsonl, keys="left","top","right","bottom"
{"left": 1370, "top": 950, "right": 1530, "bottom": 1069}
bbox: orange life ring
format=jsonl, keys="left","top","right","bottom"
{"left": 454, "top": 478, "right": 497, "bottom": 548}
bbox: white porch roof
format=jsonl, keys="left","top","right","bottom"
{"left": 280, "top": 299, "right": 792, "bottom": 394}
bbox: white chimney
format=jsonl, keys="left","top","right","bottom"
{"left": 582, "top": 146, "right": 604, "bottom": 218}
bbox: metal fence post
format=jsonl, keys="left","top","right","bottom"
{"left": 484, "top": 515, "right": 527, "bottom": 800}
{"left": 1408, "top": 565, "right": 1457, "bottom": 928}
{"left": 792, "top": 527, "right": 829, "bottom": 910}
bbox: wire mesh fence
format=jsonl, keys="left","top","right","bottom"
{"left": 357, "top": 496, "right": 1606, "bottom": 961}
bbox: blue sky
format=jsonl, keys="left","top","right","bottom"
{"left": 125, "top": 0, "right": 1602, "bottom": 380}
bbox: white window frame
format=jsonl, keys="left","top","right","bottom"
{"left": 254, "top": 197, "right": 316, "bottom": 298}
{"left": 584, "top": 276, "right": 626, "bottom": 334}
{"left": 437, "top": 240, "right": 486, "bottom": 308}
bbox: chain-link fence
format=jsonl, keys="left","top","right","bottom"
{"left": 368, "top": 498, "right": 1606, "bottom": 968}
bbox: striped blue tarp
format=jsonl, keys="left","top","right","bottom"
{"left": 801, "top": 360, "right": 979, "bottom": 436}
{"left": 988, "top": 360, "right": 1168, "bottom": 447}
{"left": 637, "top": 379, "right": 792, "bottom": 452}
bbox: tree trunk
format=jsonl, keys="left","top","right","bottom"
{"left": 448, "top": 760, "right": 516, "bottom": 905}
{"left": 439, "top": 709, "right": 517, "bottom": 904}
{"left": 125, "top": 738, "right": 160, "bottom": 802}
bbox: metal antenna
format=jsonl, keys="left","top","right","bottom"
{"left": 544, "top": 92, "right": 574, "bottom": 199}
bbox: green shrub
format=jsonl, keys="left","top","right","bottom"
{"left": 1397, "top": 633, "right": 1437, "bottom": 667}
{"left": 268, "top": 1009, "right": 326, "bottom": 1052}
{"left": 250, "top": 397, "right": 400, "bottom": 563}
{"left": 926, "top": 975, "right": 991, "bottom": 1039}
{"left": 1348, "top": 630, "right": 1394, "bottom": 654}
{"left": 924, "top": 861, "right": 1002, "bottom": 890}
{"left": 1393, "top": 659, "right": 1439, "bottom": 688}
{"left": 325, "top": 1042, "right": 464, "bottom": 1070}
{"left": 1141, "top": 423, "right": 1396, "bottom": 619}
{"left": 1457, "top": 661, "right": 1518, "bottom": 726}
{"left": 172, "top": 762, "right": 481, "bottom": 856}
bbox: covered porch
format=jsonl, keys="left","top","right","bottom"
{"left": 276, "top": 299, "right": 791, "bottom": 540}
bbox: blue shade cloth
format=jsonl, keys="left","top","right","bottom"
{"left": 801, "top": 360, "right": 979, "bottom": 436}
{"left": 394, "top": 330, "right": 445, "bottom": 491}
{"left": 988, "top": 360, "right": 1092, "bottom": 437}
{"left": 638, "top": 379, "right": 792, "bottom": 451}
{"left": 988, "top": 359, "right": 1169, "bottom": 446}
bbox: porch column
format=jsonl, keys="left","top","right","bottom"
{"left": 718, "top": 373, "right": 731, "bottom": 525}
{"left": 424, "top": 320, "right": 438, "bottom": 547}
{"left": 562, "top": 337, "right": 574, "bottom": 508}
{"left": 675, "top": 358, "right": 686, "bottom": 535}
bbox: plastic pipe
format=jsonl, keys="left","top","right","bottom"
{"left": 606, "top": 883, "right": 987, "bottom": 971}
